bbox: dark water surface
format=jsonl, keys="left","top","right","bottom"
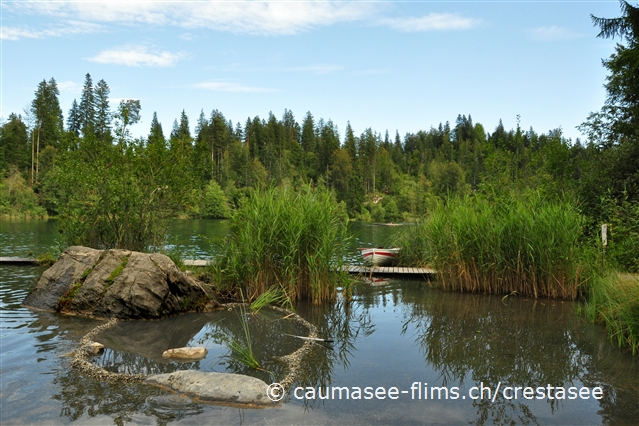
{"left": 2, "top": 219, "right": 639, "bottom": 425}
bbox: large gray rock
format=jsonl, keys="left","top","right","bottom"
{"left": 22, "top": 246, "right": 102, "bottom": 310}
{"left": 22, "top": 246, "right": 217, "bottom": 319}
{"left": 144, "top": 370, "right": 279, "bottom": 407}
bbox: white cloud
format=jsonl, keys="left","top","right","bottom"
{"left": 0, "top": 21, "right": 101, "bottom": 40}
{"left": 528, "top": 26, "right": 581, "bottom": 41}
{"left": 381, "top": 13, "right": 482, "bottom": 32}
{"left": 89, "top": 46, "right": 186, "bottom": 67}
{"left": 194, "top": 81, "right": 277, "bottom": 93}
{"left": 7, "top": 1, "right": 375, "bottom": 36}
{"left": 4, "top": 2, "right": 483, "bottom": 39}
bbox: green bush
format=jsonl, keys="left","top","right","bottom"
{"left": 599, "top": 196, "right": 639, "bottom": 272}
{"left": 53, "top": 134, "right": 190, "bottom": 252}
{"left": 201, "top": 180, "right": 231, "bottom": 219}
{"left": 0, "top": 167, "right": 47, "bottom": 217}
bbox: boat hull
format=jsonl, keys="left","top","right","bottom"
{"left": 359, "top": 248, "right": 400, "bottom": 266}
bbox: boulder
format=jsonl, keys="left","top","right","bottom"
{"left": 162, "top": 347, "right": 208, "bottom": 361}
{"left": 22, "top": 246, "right": 218, "bottom": 319}
{"left": 144, "top": 370, "right": 279, "bottom": 407}
{"left": 22, "top": 246, "right": 102, "bottom": 310}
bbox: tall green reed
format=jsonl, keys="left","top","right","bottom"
{"left": 213, "top": 184, "right": 352, "bottom": 304}
{"left": 394, "top": 192, "right": 588, "bottom": 299}
{"left": 583, "top": 273, "right": 639, "bottom": 354}
{"left": 226, "top": 298, "right": 262, "bottom": 370}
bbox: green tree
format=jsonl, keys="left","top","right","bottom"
{"left": 94, "top": 79, "right": 112, "bottom": 142}
{"left": 0, "top": 114, "right": 30, "bottom": 175}
{"left": 55, "top": 100, "right": 192, "bottom": 251}
{"left": 79, "top": 73, "right": 95, "bottom": 136}
{"left": 579, "top": 1, "right": 639, "bottom": 205}
{"left": 328, "top": 148, "right": 352, "bottom": 201}
{"left": 30, "top": 78, "right": 63, "bottom": 183}
{"left": 201, "top": 179, "right": 231, "bottom": 218}
{"left": 584, "top": 1, "right": 639, "bottom": 143}
{"left": 67, "top": 99, "right": 81, "bottom": 136}
{"left": 429, "top": 160, "right": 467, "bottom": 197}
{"left": 301, "top": 111, "right": 318, "bottom": 179}
{"left": 114, "top": 100, "right": 141, "bottom": 145}
{"left": 148, "top": 112, "right": 166, "bottom": 149}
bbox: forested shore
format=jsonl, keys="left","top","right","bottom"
{"left": 1, "top": 69, "right": 638, "bottom": 271}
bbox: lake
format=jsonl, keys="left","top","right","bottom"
{"left": 1, "top": 219, "right": 639, "bottom": 424}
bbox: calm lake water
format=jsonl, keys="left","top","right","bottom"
{"left": 2, "top": 219, "right": 639, "bottom": 425}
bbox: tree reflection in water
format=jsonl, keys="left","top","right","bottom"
{"left": 394, "top": 280, "right": 639, "bottom": 425}
{"left": 293, "top": 295, "right": 376, "bottom": 409}
{"left": 46, "top": 280, "right": 639, "bottom": 425}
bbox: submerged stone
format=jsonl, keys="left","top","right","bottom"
{"left": 162, "top": 347, "right": 208, "bottom": 360}
{"left": 144, "top": 370, "right": 279, "bottom": 407}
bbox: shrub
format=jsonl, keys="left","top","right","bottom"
{"left": 53, "top": 133, "right": 190, "bottom": 252}
{"left": 201, "top": 180, "right": 231, "bottom": 219}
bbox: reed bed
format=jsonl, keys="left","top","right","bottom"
{"left": 213, "top": 185, "right": 351, "bottom": 304}
{"left": 584, "top": 273, "right": 639, "bottom": 355}
{"left": 394, "top": 194, "right": 587, "bottom": 299}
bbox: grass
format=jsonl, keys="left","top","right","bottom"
{"left": 226, "top": 294, "right": 262, "bottom": 370}
{"left": 213, "top": 184, "right": 352, "bottom": 304}
{"left": 105, "top": 255, "right": 130, "bottom": 287}
{"left": 583, "top": 272, "right": 639, "bottom": 355}
{"left": 393, "top": 192, "right": 589, "bottom": 299}
{"left": 249, "top": 286, "right": 294, "bottom": 313}
{"left": 35, "top": 252, "right": 58, "bottom": 268}
{"left": 57, "top": 281, "right": 83, "bottom": 311}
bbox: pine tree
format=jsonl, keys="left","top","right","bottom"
{"left": 30, "top": 78, "right": 63, "bottom": 183}
{"left": 0, "top": 113, "right": 29, "bottom": 174}
{"left": 79, "top": 73, "right": 95, "bottom": 136}
{"left": 148, "top": 112, "right": 166, "bottom": 149}
{"left": 94, "top": 79, "right": 112, "bottom": 142}
{"left": 344, "top": 121, "right": 357, "bottom": 161}
{"left": 586, "top": 1, "right": 639, "bottom": 143}
{"left": 67, "top": 99, "right": 81, "bottom": 136}
{"left": 301, "top": 112, "right": 317, "bottom": 179}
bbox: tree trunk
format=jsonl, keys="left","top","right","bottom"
{"left": 31, "top": 128, "right": 35, "bottom": 186}
{"left": 36, "top": 126, "right": 40, "bottom": 184}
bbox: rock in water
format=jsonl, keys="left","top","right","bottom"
{"left": 144, "top": 370, "right": 279, "bottom": 407}
{"left": 22, "top": 246, "right": 217, "bottom": 319}
{"left": 85, "top": 341, "right": 105, "bottom": 356}
{"left": 22, "top": 246, "right": 102, "bottom": 310}
{"left": 162, "top": 347, "right": 208, "bottom": 360}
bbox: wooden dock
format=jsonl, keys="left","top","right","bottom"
{"left": 182, "top": 260, "right": 435, "bottom": 277}
{"left": 1, "top": 257, "right": 436, "bottom": 278}
{"left": 342, "top": 265, "right": 436, "bottom": 276}
{"left": 183, "top": 259, "right": 212, "bottom": 267}
{"left": 0, "top": 257, "right": 38, "bottom": 265}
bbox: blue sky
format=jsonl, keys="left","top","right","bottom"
{"left": 1, "top": 1, "right": 622, "bottom": 143}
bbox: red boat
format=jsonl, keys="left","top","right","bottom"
{"left": 358, "top": 247, "right": 400, "bottom": 266}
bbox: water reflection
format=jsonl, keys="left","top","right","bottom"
{"left": 293, "top": 296, "right": 376, "bottom": 409}
{"left": 3, "top": 225, "right": 639, "bottom": 425}
{"left": 390, "top": 280, "right": 639, "bottom": 425}
{"left": 91, "top": 309, "right": 309, "bottom": 384}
